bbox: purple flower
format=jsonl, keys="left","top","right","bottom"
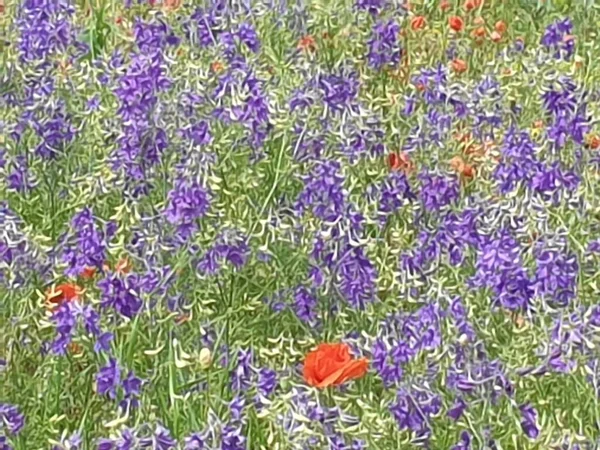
{"left": 164, "top": 178, "right": 211, "bottom": 239}
{"left": 52, "top": 432, "right": 82, "bottom": 450}
{"left": 184, "top": 433, "right": 206, "bottom": 450}
{"left": 541, "top": 18, "right": 575, "bottom": 60}
{"left": 94, "top": 332, "right": 114, "bottom": 353}
{"left": 6, "top": 156, "right": 35, "bottom": 193}
{"left": 133, "top": 18, "right": 180, "bottom": 53}
{"left": 367, "top": 20, "right": 401, "bottom": 70}
{"left": 220, "top": 424, "right": 245, "bottom": 450}
{"left": 120, "top": 371, "right": 143, "bottom": 411}
{"left": 355, "top": 0, "right": 386, "bottom": 15}
{"left": 185, "top": 7, "right": 220, "bottom": 48}
{"left": 0, "top": 403, "right": 25, "bottom": 435}
{"left": 447, "top": 398, "right": 467, "bottom": 421}
{"left": 336, "top": 244, "right": 377, "bottom": 310}
{"left": 229, "top": 396, "right": 245, "bottom": 422}
{"left": 418, "top": 172, "right": 459, "bottom": 212}
{"left": 113, "top": 44, "right": 172, "bottom": 191}
{"left": 390, "top": 386, "right": 441, "bottom": 435}
{"left": 61, "top": 208, "right": 115, "bottom": 277}
{"left": 493, "top": 129, "right": 539, "bottom": 193}
{"left": 295, "top": 159, "right": 346, "bottom": 221}
{"left": 292, "top": 286, "right": 318, "bottom": 324}
{"left": 237, "top": 23, "right": 260, "bottom": 53}
{"left": 534, "top": 246, "right": 578, "bottom": 307}
{"left": 519, "top": 403, "right": 540, "bottom": 439}
{"left": 318, "top": 71, "right": 359, "bottom": 114}
{"left": 257, "top": 367, "right": 277, "bottom": 397}
{"left": 17, "top": 0, "right": 76, "bottom": 63}
{"left": 231, "top": 349, "right": 253, "bottom": 391}
{"left": 147, "top": 425, "right": 177, "bottom": 450}
{"left": 98, "top": 272, "right": 143, "bottom": 319}
{"left": 185, "top": 121, "right": 212, "bottom": 147}
{"left": 50, "top": 302, "right": 77, "bottom": 355}
{"left": 96, "top": 358, "right": 121, "bottom": 399}
{"left": 378, "top": 171, "right": 414, "bottom": 219}
{"left": 452, "top": 431, "right": 472, "bottom": 450}
{"left": 197, "top": 231, "right": 250, "bottom": 276}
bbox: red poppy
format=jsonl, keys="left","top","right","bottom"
{"left": 495, "top": 20, "right": 507, "bottom": 34}
{"left": 388, "top": 152, "right": 414, "bottom": 173}
{"left": 80, "top": 266, "right": 97, "bottom": 279}
{"left": 463, "top": 0, "right": 477, "bottom": 11}
{"left": 45, "top": 283, "right": 82, "bottom": 310}
{"left": 303, "top": 343, "right": 369, "bottom": 388}
{"left": 410, "top": 16, "right": 427, "bottom": 31}
{"left": 451, "top": 59, "right": 468, "bottom": 73}
{"left": 211, "top": 61, "right": 224, "bottom": 73}
{"left": 298, "top": 35, "right": 317, "bottom": 52}
{"left": 450, "top": 156, "right": 475, "bottom": 179}
{"left": 449, "top": 16, "right": 464, "bottom": 32}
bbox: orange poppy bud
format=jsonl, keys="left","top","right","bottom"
{"left": 490, "top": 31, "right": 502, "bottom": 43}
{"left": 410, "top": 16, "right": 427, "bottom": 31}
{"left": 303, "top": 343, "right": 369, "bottom": 388}
{"left": 449, "top": 16, "right": 464, "bottom": 32}
{"left": 440, "top": 0, "right": 451, "bottom": 11}
{"left": 163, "top": 0, "right": 181, "bottom": 10}
{"left": 451, "top": 58, "right": 468, "bottom": 73}
{"left": 472, "top": 27, "right": 486, "bottom": 38}
{"left": 450, "top": 156, "right": 475, "bottom": 178}
{"left": 586, "top": 134, "right": 600, "bottom": 150}
{"left": 473, "top": 16, "right": 485, "bottom": 26}
{"left": 211, "top": 61, "right": 224, "bottom": 73}
{"left": 495, "top": 20, "right": 507, "bottom": 34}
{"left": 68, "top": 342, "right": 84, "bottom": 355}
{"left": 463, "top": 0, "right": 477, "bottom": 11}
{"left": 115, "top": 257, "right": 132, "bottom": 275}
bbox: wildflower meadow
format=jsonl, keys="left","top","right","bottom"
{"left": 2, "top": 0, "right": 600, "bottom": 448}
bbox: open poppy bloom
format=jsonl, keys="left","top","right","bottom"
{"left": 45, "top": 283, "right": 83, "bottom": 310}
{"left": 303, "top": 343, "right": 369, "bottom": 388}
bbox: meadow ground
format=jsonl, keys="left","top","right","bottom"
{"left": 2, "top": 0, "right": 600, "bottom": 448}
